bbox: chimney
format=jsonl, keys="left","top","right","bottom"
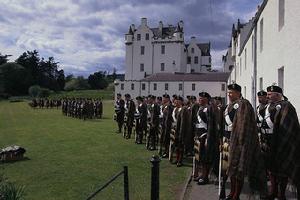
{"left": 179, "top": 20, "right": 184, "bottom": 30}
{"left": 190, "top": 36, "right": 196, "bottom": 43}
{"left": 131, "top": 24, "right": 135, "bottom": 31}
{"left": 141, "top": 18, "right": 147, "bottom": 27}
{"left": 159, "top": 21, "right": 163, "bottom": 35}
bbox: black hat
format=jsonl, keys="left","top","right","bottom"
{"left": 214, "top": 96, "right": 222, "bottom": 101}
{"left": 117, "top": 93, "right": 121, "bottom": 97}
{"left": 125, "top": 93, "right": 131, "bottom": 98}
{"left": 157, "top": 96, "right": 162, "bottom": 101}
{"left": 186, "top": 95, "right": 191, "bottom": 100}
{"left": 136, "top": 96, "right": 143, "bottom": 101}
{"left": 199, "top": 92, "right": 211, "bottom": 99}
{"left": 172, "top": 94, "right": 177, "bottom": 98}
{"left": 267, "top": 85, "right": 282, "bottom": 94}
{"left": 150, "top": 95, "right": 156, "bottom": 100}
{"left": 257, "top": 90, "right": 267, "bottom": 96}
{"left": 163, "top": 94, "right": 170, "bottom": 99}
{"left": 228, "top": 83, "right": 241, "bottom": 92}
{"left": 191, "top": 96, "right": 196, "bottom": 100}
{"left": 176, "top": 96, "right": 184, "bottom": 101}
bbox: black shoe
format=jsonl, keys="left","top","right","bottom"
{"left": 197, "top": 178, "right": 209, "bottom": 185}
{"left": 176, "top": 162, "right": 183, "bottom": 167}
{"left": 224, "top": 195, "right": 233, "bottom": 200}
{"left": 162, "top": 153, "right": 168, "bottom": 158}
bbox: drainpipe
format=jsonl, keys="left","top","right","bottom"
{"left": 253, "top": 25, "right": 258, "bottom": 108}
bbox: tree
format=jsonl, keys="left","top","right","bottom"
{"left": 0, "top": 63, "right": 32, "bottom": 95}
{"left": 0, "top": 53, "right": 11, "bottom": 65}
{"left": 16, "top": 50, "right": 40, "bottom": 86}
{"left": 64, "top": 76, "right": 90, "bottom": 91}
{"left": 88, "top": 71, "right": 109, "bottom": 89}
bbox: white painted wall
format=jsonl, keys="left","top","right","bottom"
{"left": 114, "top": 79, "right": 227, "bottom": 100}
{"left": 227, "top": 0, "right": 300, "bottom": 115}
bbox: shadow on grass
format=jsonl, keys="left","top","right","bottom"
{"left": 0, "top": 157, "right": 31, "bottom": 165}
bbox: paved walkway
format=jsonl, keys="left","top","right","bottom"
{"left": 182, "top": 172, "right": 298, "bottom": 200}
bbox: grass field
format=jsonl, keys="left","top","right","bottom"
{"left": 0, "top": 100, "right": 191, "bottom": 200}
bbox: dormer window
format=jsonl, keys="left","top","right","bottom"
{"left": 146, "top": 33, "right": 149, "bottom": 40}
{"left": 191, "top": 48, "right": 194, "bottom": 54}
{"left": 137, "top": 34, "right": 141, "bottom": 41}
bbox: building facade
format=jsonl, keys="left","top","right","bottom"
{"left": 224, "top": 0, "right": 300, "bottom": 114}
{"left": 116, "top": 18, "right": 229, "bottom": 99}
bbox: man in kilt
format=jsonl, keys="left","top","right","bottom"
{"left": 221, "top": 83, "right": 265, "bottom": 200}
{"left": 135, "top": 96, "right": 148, "bottom": 144}
{"left": 261, "top": 85, "right": 300, "bottom": 200}
{"left": 160, "top": 94, "right": 173, "bottom": 158}
{"left": 192, "top": 92, "right": 218, "bottom": 185}
{"left": 124, "top": 94, "right": 135, "bottom": 139}
{"left": 115, "top": 93, "right": 125, "bottom": 133}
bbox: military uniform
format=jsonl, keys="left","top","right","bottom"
{"left": 135, "top": 97, "right": 148, "bottom": 144}
{"left": 221, "top": 84, "right": 265, "bottom": 200}
{"left": 175, "top": 96, "right": 190, "bottom": 167}
{"left": 262, "top": 86, "right": 300, "bottom": 200}
{"left": 124, "top": 95, "right": 135, "bottom": 139}
{"left": 115, "top": 95, "right": 125, "bottom": 133}
{"left": 160, "top": 94, "right": 173, "bottom": 158}
{"left": 149, "top": 96, "right": 160, "bottom": 150}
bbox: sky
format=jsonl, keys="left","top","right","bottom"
{"left": 0, "top": 0, "right": 262, "bottom": 77}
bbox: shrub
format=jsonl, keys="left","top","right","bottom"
{"left": 0, "top": 174, "right": 25, "bottom": 200}
{"left": 28, "top": 85, "right": 41, "bottom": 98}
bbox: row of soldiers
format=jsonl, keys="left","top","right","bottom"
{"left": 61, "top": 98, "right": 103, "bottom": 120}
{"left": 114, "top": 83, "right": 300, "bottom": 200}
{"left": 29, "top": 98, "right": 62, "bottom": 109}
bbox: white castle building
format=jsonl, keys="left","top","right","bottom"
{"left": 115, "top": 18, "right": 229, "bottom": 99}
{"left": 223, "top": 0, "right": 300, "bottom": 114}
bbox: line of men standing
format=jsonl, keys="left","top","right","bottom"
{"left": 114, "top": 82, "right": 300, "bottom": 200}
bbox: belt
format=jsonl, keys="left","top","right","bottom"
{"left": 260, "top": 128, "right": 273, "bottom": 134}
{"left": 195, "top": 123, "right": 207, "bottom": 129}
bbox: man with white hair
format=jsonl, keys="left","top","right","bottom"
{"left": 263, "top": 85, "right": 300, "bottom": 200}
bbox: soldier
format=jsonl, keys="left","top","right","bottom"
{"left": 261, "top": 85, "right": 300, "bottom": 200}
{"left": 192, "top": 92, "right": 218, "bottom": 185}
{"left": 157, "top": 96, "right": 164, "bottom": 155}
{"left": 256, "top": 91, "right": 268, "bottom": 143}
{"left": 160, "top": 94, "right": 173, "bottom": 158}
{"left": 148, "top": 95, "right": 160, "bottom": 150}
{"left": 222, "top": 83, "right": 265, "bottom": 200}
{"left": 185, "top": 96, "right": 194, "bottom": 156}
{"left": 115, "top": 93, "right": 125, "bottom": 133}
{"left": 175, "top": 96, "right": 190, "bottom": 167}
{"left": 135, "top": 96, "right": 148, "bottom": 144}
{"left": 124, "top": 94, "right": 135, "bottom": 139}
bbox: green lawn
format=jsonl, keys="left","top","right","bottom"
{"left": 0, "top": 100, "right": 190, "bottom": 200}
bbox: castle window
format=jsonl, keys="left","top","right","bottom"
{"left": 191, "top": 48, "right": 194, "bottom": 54}
{"left": 161, "top": 63, "right": 165, "bottom": 71}
{"left": 146, "top": 33, "right": 149, "bottom": 40}
{"left": 141, "top": 46, "right": 145, "bottom": 55}
{"left": 179, "top": 83, "right": 183, "bottom": 91}
{"left": 187, "top": 56, "right": 191, "bottom": 64}
{"left": 165, "top": 83, "right": 168, "bottom": 91}
{"left": 131, "top": 83, "right": 134, "bottom": 90}
{"left": 221, "top": 84, "right": 225, "bottom": 91}
{"left": 279, "top": 0, "right": 285, "bottom": 31}
{"left": 140, "top": 63, "right": 144, "bottom": 72}
{"left": 142, "top": 83, "right": 146, "bottom": 90}
{"left": 192, "top": 84, "right": 195, "bottom": 91}
{"left": 153, "top": 83, "right": 157, "bottom": 91}
{"left": 194, "top": 56, "right": 198, "bottom": 64}
{"left": 161, "top": 45, "right": 165, "bottom": 54}
{"left": 121, "top": 83, "right": 124, "bottom": 90}
{"left": 137, "top": 34, "right": 141, "bottom": 41}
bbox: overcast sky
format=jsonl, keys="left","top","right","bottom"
{"left": 0, "top": 0, "right": 262, "bottom": 76}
